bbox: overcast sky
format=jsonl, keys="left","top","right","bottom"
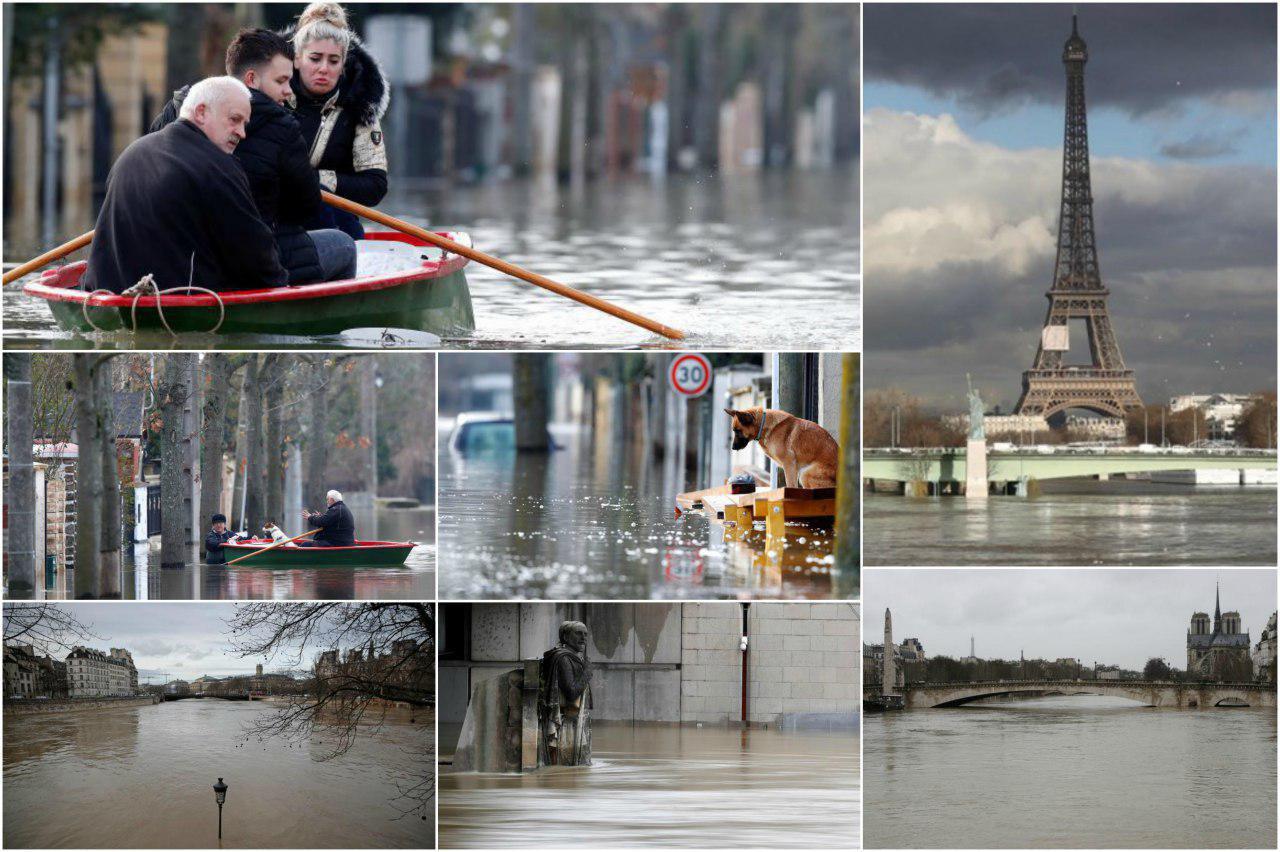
{"left": 864, "top": 568, "right": 1276, "bottom": 671}
{"left": 864, "top": 3, "right": 1276, "bottom": 411}
{"left": 14, "top": 604, "right": 286, "bottom": 683}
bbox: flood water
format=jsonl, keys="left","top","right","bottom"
{"left": 864, "top": 481, "right": 1277, "bottom": 565}
{"left": 438, "top": 426, "right": 842, "bottom": 600}
{"left": 439, "top": 721, "right": 859, "bottom": 848}
{"left": 3, "top": 699, "right": 433, "bottom": 848}
{"left": 2, "top": 170, "right": 860, "bottom": 351}
{"left": 864, "top": 694, "right": 1277, "bottom": 848}
{"left": 55, "top": 507, "right": 434, "bottom": 600}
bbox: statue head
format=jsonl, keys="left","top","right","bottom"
{"left": 558, "top": 620, "right": 589, "bottom": 654}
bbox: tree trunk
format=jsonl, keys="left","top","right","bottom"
{"left": 199, "top": 354, "right": 232, "bottom": 553}
{"left": 72, "top": 355, "right": 103, "bottom": 596}
{"left": 96, "top": 357, "right": 122, "bottom": 598}
{"left": 265, "top": 369, "right": 285, "bottom": 525}
{"left": 182, "top": 357, "right": 201, "bottom": 545}
{"left": 664, "top": 5, "right": 691, "bottom": 172}
{"left": 833, "top": 353, "right": 860, "bottom": 599}
{"left": 159, "top": 355, "right": 189, "bottom": 569}
{"left": 304, "top": 358, "right": 329, "bottom": 506}
{"left": 513, "top": 354, "right": 551, "bottom": 451}
{"left": 4, "top": 353, "right": 38, "bottom": 597}
{"left": 693, "top": 4, "right": 724, "bottom": 171}
{"left": 359, "top": 357, "right": 378, "bottom": 495}
{"left": 510, "top": 3, "right": 535, "bottom": 176}
{"left": 242, "top": 354, "right": 268, "bottom": 533}
{"left": 230, "top": 369, "right": 251, "bottom": 531}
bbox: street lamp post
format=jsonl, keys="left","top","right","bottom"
{"left": 212, "top": 777, "right": 228, "bottom": 840}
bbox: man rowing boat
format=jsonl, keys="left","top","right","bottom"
{"left": 82, "top": 76, "right": 287, "bottom": 295}
{"left": 299, "top": 489, "right": 357, "bottom": 547}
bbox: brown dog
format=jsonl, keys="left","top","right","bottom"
{"left": 724, "top": 407, "right": 839, "bottom": 488}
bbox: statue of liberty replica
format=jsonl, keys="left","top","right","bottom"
{"left": 538, "top": 620, "right": 594, "bottom": 766}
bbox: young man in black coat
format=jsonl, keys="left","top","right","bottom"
{"left": 151, "top": 29, "right": 357, "bottom": 284}
{"left": 299, "top": 489, "right": 357, "bottom": 547}
{"left": 204, "top": 514, "right": 246, "bottom": 565}
{"left": 82, "top": 76, "right": 288, "bottom": 295}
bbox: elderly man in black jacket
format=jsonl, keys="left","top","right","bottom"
{"left": 82, "top": 76, "right": 287, "bottom": 295}
{"left": 300, "top": 489, "right": 357, "bottom": 547}
{"left": 151, "top": 29, "right": 357, "bottom": 284}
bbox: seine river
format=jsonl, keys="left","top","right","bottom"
{"left": 864, "top": 481, "right": 1277, "bottom": 565}
{"left": 2, "top": 170, "right": 859, "bottom": 352}
{"left": 864, "top": 695, "right": 1277, "bottom": 848}
{"left": 3, "top": 700, "right": 432, "bottom": 848}
{"left": 440, "top": 722, "right": 859, "bottom": 848}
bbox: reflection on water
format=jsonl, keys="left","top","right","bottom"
{"left": 3, "top": 700, "right": 433, "bottom": 848}
{"left": 3, "top": 171, "right": 859, "bottom": 351}
{"left": 440, "top": 722, "right": 859, "bottom": 848}
{"left": 864, "top": 481, "right": 1277, "bottom": 565}
{"left": 438, "top": 429, "right": 839, "bottom": 600}
{"left": 56, "top": 507, "right": 434, "bottom": 600}
{"left": 865, "top": 694, "right": 1277, "bottom": 849}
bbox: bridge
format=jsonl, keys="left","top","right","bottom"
{"left": 864, "top": 679, "right": 1276, "bottom": 710}
{"left": 864, "top": 447, "right": 1275, "bottom": 494}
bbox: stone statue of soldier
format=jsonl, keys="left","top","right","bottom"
{"left": 966, "top": 373, "right": 985, "bottom": 442}
{"left": 538, "top": 620, "right": 593, "bottom": 767}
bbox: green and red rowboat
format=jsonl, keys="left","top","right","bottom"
{"left": 22, "top": 232, "right": 475, "bottom": 337}
{"left": 221, "top": 539, "right": 417, "bottom": 567}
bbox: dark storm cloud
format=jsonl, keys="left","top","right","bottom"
{"left": 1159, "top": 130, "right": 1244, "bottom": 160}
{"left": 865, "top": 4, "right": 1276, "bottom": 116}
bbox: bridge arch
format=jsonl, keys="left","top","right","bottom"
{"left": 905, "top": 680, "right": 1274, "bottom": 710}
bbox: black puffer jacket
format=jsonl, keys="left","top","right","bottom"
{"left": 151, "top": 87, "right": 324, "bottom": 284}
{"left": 286, "top": 34, "right": 389, "bottom": 229}
{"left": 82, "top": 120, "right": 286, "bottom": 294}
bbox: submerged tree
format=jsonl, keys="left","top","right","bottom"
{"left": 226, "top": 602, "right": 434, "bottom": 821}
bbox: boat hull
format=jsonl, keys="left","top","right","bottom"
{"left": 221, "top": 540, "right": 416, "bottom": 567}
{"left": 26, "top": 232, "right": 476, "bottom": 337}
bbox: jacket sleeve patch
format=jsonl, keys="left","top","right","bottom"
{"left": 354, "top": 120, "right": 389, "bottom": 172}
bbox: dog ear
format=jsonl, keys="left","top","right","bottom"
{"left": 736, "top": 410, "right": 754, "bottom": 427}
{"left": 723, "top": 408, "right": 737, "bottom": 418}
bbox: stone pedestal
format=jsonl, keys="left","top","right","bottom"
{"left": 452, "top": 665, "right": 539, "bottom": 773}
{"left": 966, "top": 438, "right": 988, "bottom": 500}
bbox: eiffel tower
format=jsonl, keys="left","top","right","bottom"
{"left": 1014, "top": 15, "right": 1142, "bottom": 420}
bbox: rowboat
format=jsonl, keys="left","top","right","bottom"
{"left": 22, "top": 231, "right": 475, "bottom": 337}
{"left": 221, "top": 539, "right": 417, "bottom": 567}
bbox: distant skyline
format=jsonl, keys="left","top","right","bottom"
{"left": 8, "top": 604, "right": 292, "bottom": 683}
{"left": 864, "top": 3, "right": 1276, "bottom": 410}
{"left": 864, "top": 569, "right": 1276, "bottom": 671}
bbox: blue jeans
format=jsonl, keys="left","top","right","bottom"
{"left": 309, "top": 229, "right": 358, "bottom": 281}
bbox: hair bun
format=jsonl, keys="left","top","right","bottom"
{"left": 297, "top": 2, "right": 348, "bottom": 31}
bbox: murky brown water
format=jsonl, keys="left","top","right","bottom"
{"left": 439, "top": 722, "right": 859, "bottom": 848}
{"left": 438, "top": 426, "right": 840, "bottom": 600}
{"left": 3, "top": 699, "right": 433, "bottom": 848}
{"left": 49, "top": 507, "right": 435, "bottom": 601}
{"left": 2, "top": 171, "right": 859, "bottom": 351}
{"left": 865, "top": 694, "right": 1277, "bottom": 848}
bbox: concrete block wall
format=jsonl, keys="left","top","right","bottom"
{"left": 680, "top": 602, "right": 746, "bottom": 723}
{"left": 746, "top": 603, "right": 860, "bottom": 725}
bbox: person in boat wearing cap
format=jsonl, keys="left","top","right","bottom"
{"left": 82, "top": 76, "right": 287, "bottom": 295}
{"left": 299, "top": 490, "right": 357, "bottom": 547}
{"left": 284, "top": 2, "right": 389, "bottom": 241}
{"left": 204, "top": 514, "right": 247, "bottom": 565}
{"left": 151, "top": 28, "right": 357, "bottom": 285}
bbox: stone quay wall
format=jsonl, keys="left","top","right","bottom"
{"left": 3, "top": 695, "right": 161, "bottom": 716}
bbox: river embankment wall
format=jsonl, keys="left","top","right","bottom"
{"left": 4, "top": 695, "right": 161, "bottom": 716}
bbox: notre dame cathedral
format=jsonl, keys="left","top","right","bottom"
{"left": 1186, "top": 585, "right": 1252, "bottom": 681}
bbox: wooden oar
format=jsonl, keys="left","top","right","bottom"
{"left": 3, "top": 231, "right": 95, "bottom": 286}
{"left": 322, "top": 190, "right": 687, "bottom": 341}
{"left": 225, "top": 529, "right": 320, "bottom": 566}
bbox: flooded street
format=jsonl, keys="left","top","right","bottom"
{"left": 2, "top": 171, "right": 859, "bottom": 351}
{"left": 3, "top": 700, "right": 433, "bottom": 848}
{"left": 438, "top": 426, "right": 839, "bottom": 600}
{"left": 864, "top": 695, "right": 1277, "bottom": 849}
{"left": 864, "top": 482, "right": 1277, "bottom": 565}
{"left": 440, "top": 722, "right": 859, "bottom": 848}
{"left": 56, "top": 507, "right": 434, "bottom": 600}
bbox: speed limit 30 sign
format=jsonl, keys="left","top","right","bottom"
{"left": 668, "top": 353, "right": 712, "bottom": 397}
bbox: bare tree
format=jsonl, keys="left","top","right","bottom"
{"left": 4, "top": 354, "right": 37, "bottom": 597}
{"left": 158, "top": 355, "right": 192, "bottom": 568}
{"left": 199, "top": 354, "right": 235, "bottom": 550}
{"left": 265, "top": 363, "right": 286, "bottom": 524}
{"left": 3, "top": 602, "right": 99, "bottom": 652}
{"left": 95, "top": 358, "right": 122, "bottom": 596}
{"left": 72, "top": 355, "right": 104, "bottom": 597}
{"left": 242, "top": 354, "right": 267, "bottom": 532}
{"left": 303, "top": 356, "right": 330, "bottom": 503}
{"left": 225, "top": 602, "right": 434, "bottom": 821}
